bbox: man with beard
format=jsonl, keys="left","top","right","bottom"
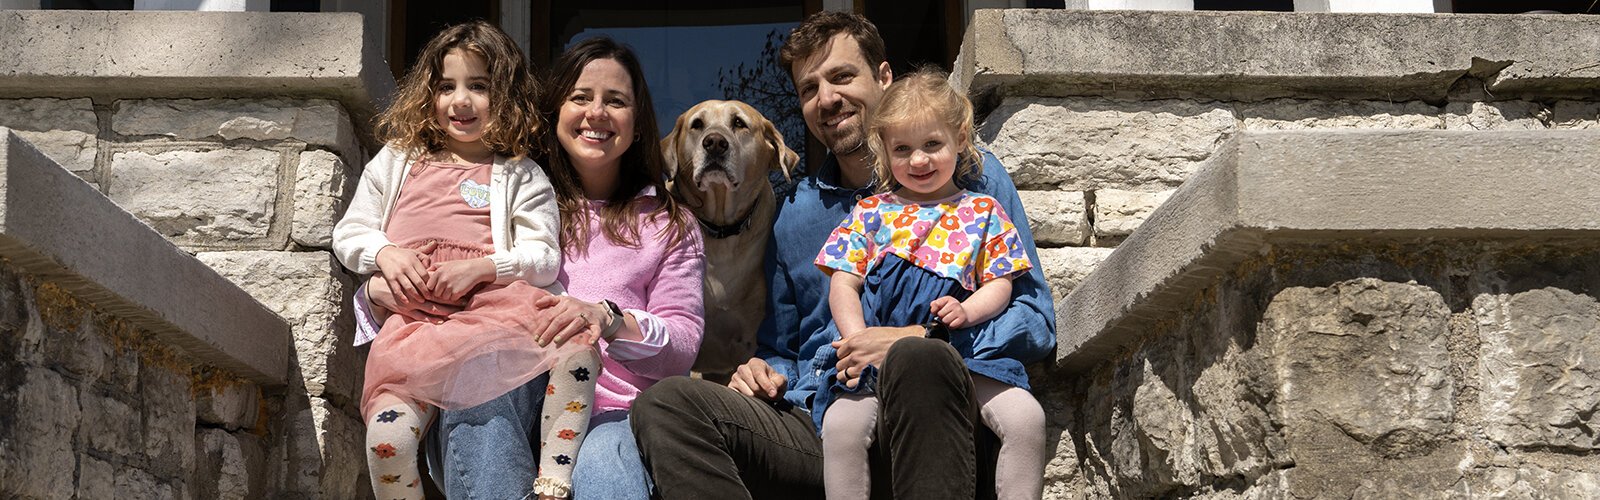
{"left": 631, "top": 11, "right": 1054, "bottom": 499}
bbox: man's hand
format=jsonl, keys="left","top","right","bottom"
{"left": 375, "top": 244, "right": 430, "bottom": 304}
{"left": 368, "top": 273, "right": 463, "bottom": 324}
{"left": 832, "top": 325, "right": 923, "bottom": 388}
{"left": 728, "top": 357, "right": 787, "bottom": 401}
{"left": 426, "top": 257, "right": 496, "bottom": 303}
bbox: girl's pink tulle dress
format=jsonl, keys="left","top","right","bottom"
{"left": 359, "top": 160, "right": 582, "bottom": 420}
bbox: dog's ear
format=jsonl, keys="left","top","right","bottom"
{"left": 762, "top": 118, "right": 800, "bottom": 181}
{"left": 661, "top": 110, "right": 687, "bottom": 184}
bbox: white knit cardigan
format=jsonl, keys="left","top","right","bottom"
{"left": 332, "top": 145, "right": 562, "bottom": 291}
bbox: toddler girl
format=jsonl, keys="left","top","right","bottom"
{"left": 814, "top": 68, "right": 1048, "bottom": 499}
{"left": 332, "top": 22, "right": 599, "bottom": 500}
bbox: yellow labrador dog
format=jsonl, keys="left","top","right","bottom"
{"left": 663, "top": 100, "right": 798, "bottom": 380}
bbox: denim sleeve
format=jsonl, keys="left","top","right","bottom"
{"left": 968, "top": 151, "right": 1057, "bottom": 364}
{"left": 756, "top": 226, "right": 801, "bottom": 385}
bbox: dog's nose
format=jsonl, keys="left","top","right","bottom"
{"left": 702, "top": 133, "right": 729, "bottom": 156}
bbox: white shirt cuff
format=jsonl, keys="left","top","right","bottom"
{"left": 352, "top": 282, "right": 378, "bottom": 346}
{"left": 604, "top": 309, "right": 668, "bottom": 361}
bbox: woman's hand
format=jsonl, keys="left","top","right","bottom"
{"left": 531, "top": 295, "right": 606, "bottom": 347}
{"left": 426, "top": 257, "right": 496, "bottom": 303}
{"left": 375, "top": 244, "right": 430, "bottom": 304}
{"left": 368, "top": 273, "right": 463, "bottom": 324}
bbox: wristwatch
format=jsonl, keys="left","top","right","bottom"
{"left": 599, "top": 299, "right": 625, "bottom": 340}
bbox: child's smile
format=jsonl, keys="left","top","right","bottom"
{"left": 434, "top": 48, "right": 493, "bottom": 157}
{"left": 883, "top": 118, "right": 962, "bottom": 202}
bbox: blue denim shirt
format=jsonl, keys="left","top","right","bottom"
{"left": 757, "top": 150, "right": 1057, "bottom": 426}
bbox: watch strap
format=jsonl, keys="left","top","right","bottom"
{"left": 599, "top": 299, "right": 625, "bottom": 340}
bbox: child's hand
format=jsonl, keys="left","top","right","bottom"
{"left": 930, "top": 296, "right": 970, "bottom": 329}
{"left": 426, "top": 258, "right": 496, "bottom": 303}
{"left": 375, "top": 245, "right": 430, "bottom": 304}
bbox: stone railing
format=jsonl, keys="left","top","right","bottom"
{"left": 0, "top": 11, "right": 393, "bottom": 499}
{"left": 1041, "top": 129, "right": 1600, "bottom": 497}
{"left": 956, "top": 8, "right": 1600, "bottom": 498}
{"left": 0, "top": 129, "right": 291, "bottom": 498}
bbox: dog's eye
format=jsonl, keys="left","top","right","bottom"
{"left": 732, "top": 117, "right": 747, "bottom": 130}
{"left": 690, "top": 118, "right": 703, "bottom": 130}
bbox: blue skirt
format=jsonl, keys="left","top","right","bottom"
{"left": 809, "top": 255, "right": 1031, "bottom": 431}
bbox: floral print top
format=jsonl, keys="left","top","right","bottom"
{"left": 814, "top": 191, "right": 1033, "bottom": 291}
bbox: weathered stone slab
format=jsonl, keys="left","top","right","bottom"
{"left": 1442, "top": 101, "right": 1548, "bottom": 130}
{"left": 1475, "top": 466, "right": 1600, "bottom": 498}
{"left": 1550, "top": 101, "right": 1600, "bottom": 129}
{"left": 113, "top": 467, "right": 175, "bottom": 500}
{"left": 0, "top": 98, "right": 98, "bottom": 172}
{"left": 1238, "top": 99, "right": 1441, "bottom": 130}
{"left": 76, "top": 455, "right": 116, "bottom": 500}
{"left": 106, "top": 147, "right": 282, "bottom": 244}
{"left": 195, "top": 428, "right": 266, "bottom": 500}
{"left": 142, "top": 365, "right": 198, "bottom": 478}
{"left": 198, "top": 251, "right": 359, "bottom": 406}
{"left": 1475, "top": 287, "right": 1600, "bottom": 452}
{"left": 0, "top": 367, "right": 79, "bottom": 500}
{"left": 80, "top": 390, "right": 140, "bottom": 459}
{"left": 1264, "top": 279, "right": 1455, "bottom": 456}
{"left": 39, "top": 306, "right": 110, "bottom": 381}
{"left": 1037, "top": 246, "right": 1114, "bottom": 334}
{"left": 197, "top": 380, "right": 261, "bottom": 431}
{"left": 1019, "top": 190, "right": 1088, "bottom": 246}
{"left": 0, "top": 11, "right": 394, "bottom": 131}
{"left": 979, "top": 97, "right": 1234, "bottom": 191}
{"left": 1092, "top": 189, "right": 1173, "bottom": 240}
{"left": 291, "top": 150, "right": 351, "bottom": 249}
{"left": 1038, "top": 247, "right": 1113, "bottom": 300}
{"left": 0, "top": 130, "right": 292, "bottom": 384}
{"left": 1058, "top": 129, "right": 1600, "bottom": 370}
{"left": 283, "top": 397, "right": 364, "bottom": 499}
{"left": 114, "top": 99, "right": 356, "bottom": 152}
{"left": 957, "top": 9, "right": 1600, "bottom": 102}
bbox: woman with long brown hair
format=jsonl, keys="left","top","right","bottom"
{"left": 361, "top": 35, "right": 703, "bottom": 499}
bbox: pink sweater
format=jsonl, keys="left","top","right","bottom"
{"left": 561, "top": 196, "right": 705, "bottom": 413}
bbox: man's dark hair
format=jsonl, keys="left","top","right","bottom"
{"left": 779, "top": 11, "right": 888, "bottom": 82}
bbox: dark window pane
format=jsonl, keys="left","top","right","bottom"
{"left": 1195, "top": 0, "right": 1293, "bottom": 11}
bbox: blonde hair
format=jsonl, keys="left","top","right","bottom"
{"left": 865, "top": 68, "right": 982, "bottom": 193}
{"left": 374, "top": 21, "right": 542, "bottom": 160}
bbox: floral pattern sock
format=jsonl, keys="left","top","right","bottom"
{"left": 533, "top": 347, "right": 601, "bottom": 499}
{"left": 365, "top": 394, "right": 432, "bottom": 500}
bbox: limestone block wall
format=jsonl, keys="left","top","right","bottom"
{"left": 958, "top": 10, "right": 1600, "bottom": 497}
{"left": 1043, "top": 242, "right": 1600, "bottom": 498}
{"left": 0, "top": 11, "right": 391, "bottom": 499}
{"left": 1024, "top": 128, "right": 1600, "bottom": 498}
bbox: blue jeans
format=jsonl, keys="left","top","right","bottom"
{"left": 573, "top": 411, "right": 651, "bottom": 500}
{"left": 424, "top": 375, "right": 651, "bottom": 499}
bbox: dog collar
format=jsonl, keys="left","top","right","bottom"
{"left": 697, "top": 202, "right": 759, "bottom": 239}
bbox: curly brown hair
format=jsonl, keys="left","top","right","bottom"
{"left": 866, "top": 68, "right": 982, "bottom": 194}
{"left": 374, "top": 21, "right": 541, "bottom": 160}
{"left": 539, "top": 37, "right": 692, "bottom": 255}
{"left": 779, "top": 11, "right": 888, "bottom": 83}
